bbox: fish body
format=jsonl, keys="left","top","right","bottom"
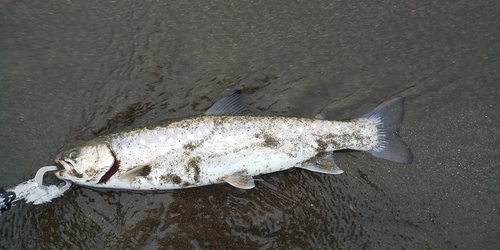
{"left": 55, "top": 91, "right": 413, "bottom": 190}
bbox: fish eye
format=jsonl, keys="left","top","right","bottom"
{"left": 68, "top": 150, "right": 78, "bottom": 159}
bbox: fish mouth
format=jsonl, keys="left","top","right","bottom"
{"left": 58, "top": 156, "right": 82, "bottom": 178}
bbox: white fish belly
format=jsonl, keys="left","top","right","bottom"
{"left": 104, "top": 115, "right": 378, "bottom": 190}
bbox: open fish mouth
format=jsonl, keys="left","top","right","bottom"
{"left": 58, "top": 157, "right": 82, "bottom": 178}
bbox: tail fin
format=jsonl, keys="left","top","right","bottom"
{"left": 361, "top": 97, "right": 413, "bottom": 164}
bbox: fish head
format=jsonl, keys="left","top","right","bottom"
{"left": 55, "top": 140, "right": 115, "bottom": 185}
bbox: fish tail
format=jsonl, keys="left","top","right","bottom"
{"left": 361, "top": 97, "right": 413, "bottom": 164}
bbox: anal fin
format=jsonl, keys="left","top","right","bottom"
{"left": 223, "top": 171, "right": 255, "bottom": 189}
{"left": 297, "top": 152, "right": 344, "bottom": 174}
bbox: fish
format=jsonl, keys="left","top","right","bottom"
{"left": 54, "top": 90, "right": 413, "bottom": 190}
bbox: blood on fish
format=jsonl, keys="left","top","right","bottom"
{"left": 97, "top": 144, "right": 120, "bottom": 184}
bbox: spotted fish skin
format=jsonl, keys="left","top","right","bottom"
{"left": 55, "top": 92, "right": 413, "bottom": 190}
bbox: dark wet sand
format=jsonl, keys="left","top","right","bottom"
{"left": 1, "top": 1, "right": 499, "bottom": 249}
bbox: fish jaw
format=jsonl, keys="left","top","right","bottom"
{"left": 57, "top": 158, "right": 81, "bottom": 177}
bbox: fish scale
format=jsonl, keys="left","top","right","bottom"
{"left": 54, "top": 91, "right": 413, "bottom": 190}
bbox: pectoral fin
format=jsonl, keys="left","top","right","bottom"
{"left": 223, "top": 171, "right": 255, "bottom": 189}
{"left": 298, "top": 152, "right": 344, "bottom": 174}
{"left": 118, "top": 164, "right": 152, "bottom": 181}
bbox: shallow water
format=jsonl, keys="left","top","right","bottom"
{"left": 1, "top": 1, "right": 499, "bottom": 249}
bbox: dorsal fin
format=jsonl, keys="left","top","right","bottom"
{"left": 205, "top": 90, "right": 248, "bottom": 115}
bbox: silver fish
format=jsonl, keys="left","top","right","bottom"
{"left": 54, "top": 91, "right": 413, "bottom": 190}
